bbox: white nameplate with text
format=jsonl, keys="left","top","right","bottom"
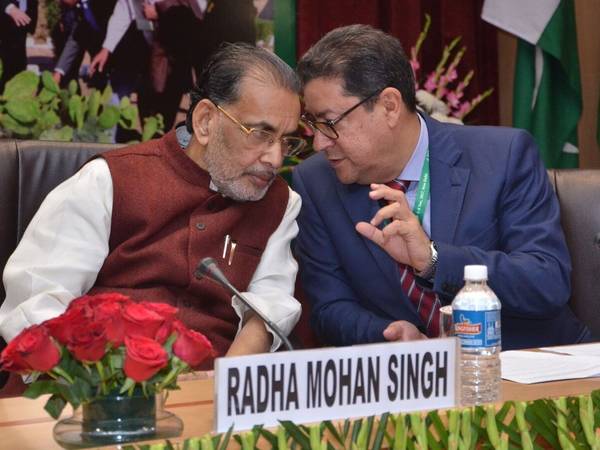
{"left": 214, "top": 337, "right": 458, "bottom": 432}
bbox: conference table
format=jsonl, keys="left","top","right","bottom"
{"left": 1, "top": 366, "right": 599, "bottom": 449}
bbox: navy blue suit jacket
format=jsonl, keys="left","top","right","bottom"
{"left": 293, "top": 114, "right": 590, "bottom": 350}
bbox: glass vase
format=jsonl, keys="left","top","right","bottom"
{"left": 53, "top": 391, "right": 183, "bottom": 449}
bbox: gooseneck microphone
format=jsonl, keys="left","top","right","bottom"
{"left": 195, "top": 257, "right": 294, "bottom": 351}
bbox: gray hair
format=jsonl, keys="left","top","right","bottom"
{"left": 186, "top": 42, "right": 300, "bottom": 132}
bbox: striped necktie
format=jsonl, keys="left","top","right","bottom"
{"left": 386, "top": 180, "right": 441, "bottom": 337}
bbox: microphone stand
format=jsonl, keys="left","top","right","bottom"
{"left": 195, "top": 257, "right": 294, "bottom": 351}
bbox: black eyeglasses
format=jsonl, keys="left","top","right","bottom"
{"left": 301, "top": 89, "right": 383, "bottom": 140}
{"left": 215, "top": 104, "right": 307, "bottom": 157}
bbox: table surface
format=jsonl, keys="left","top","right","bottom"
{"left": 1, "top": 367, "right": 599, "bottom": 449}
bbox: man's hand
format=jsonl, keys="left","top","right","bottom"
{"left": 225, "top": 312, "right": 272, "bottom": 356}
{"left": 383, "top": 320, "right": 426, "bottom": 341}
{"left": 7, "top": 5, "right": 31, "bottom": 26}
{"left": 355, "top": 183, "right": 432, "bottom": 271}
{"left": 89, "top": 48, "right": 110, "bottom": 75}
{"left": 52, "top": 71, "right": 62, "bottom": 85}
{"left": 143, "top": 2, "right": 158, "bottom": 20}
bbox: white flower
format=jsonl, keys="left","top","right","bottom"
{"left": 430, "top": 111, "right": 464, "bottom": 125}
{"left": 416, "top": 90, "right": 449, "bottom": 115}
{"left": 416, "top": 90, "right": 464, "bottom": 125}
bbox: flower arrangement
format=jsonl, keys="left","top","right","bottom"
{"left": 411, "top": 15, "right": 494, "bottom": 124}
{"left": 0, "top": 293, "right": 214, "bottom": 419}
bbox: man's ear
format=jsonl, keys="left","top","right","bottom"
{"left": 379, "top": 87, "right": 405, "bottom": 127}
{"left": 191, "top": 99, "right": 216, "bottom": 145}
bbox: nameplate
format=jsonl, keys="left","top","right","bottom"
{"left": 214, "top": 337, "right": 458, "bottom": 432}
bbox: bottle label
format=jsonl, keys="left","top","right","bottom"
{"left": 452, "top": 309, "right": 501, "bottom": 348}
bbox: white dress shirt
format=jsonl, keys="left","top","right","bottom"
{"left": 0, "top": 159, "right": 302, "bottom": 351}
{"left": 103, "top": 0, "right": 153, "bottom": 52}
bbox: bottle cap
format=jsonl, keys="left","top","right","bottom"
{"left": 464, "top": 265, "right": 488, "bottom": 280}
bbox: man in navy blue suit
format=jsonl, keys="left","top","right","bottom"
{"left": 293, "top": 24, "right": 591, "bottom": 350}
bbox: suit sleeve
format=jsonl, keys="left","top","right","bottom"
{"left": 293, "top": 167, "right": 394, "bottom": 346}
{"left": 434, "top": 130, "right": 571, "bottom": 318}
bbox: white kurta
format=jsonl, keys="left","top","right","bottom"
{"left": 0, "top": 159, "right": 302, "bottom": 351}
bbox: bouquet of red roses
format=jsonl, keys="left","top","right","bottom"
{"left": 0, "top": 293, "right": 214, "bottom": 418}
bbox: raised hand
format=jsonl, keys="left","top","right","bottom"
{"left": 355, "top": 183, "right": 431, "bottom": 271}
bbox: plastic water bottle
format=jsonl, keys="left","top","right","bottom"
{"left": 452, "top": 265, "right": 501, "bottom": 405}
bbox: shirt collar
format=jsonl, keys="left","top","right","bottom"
{"left": 397, "top": 113, "right": 428, "bottom": 182}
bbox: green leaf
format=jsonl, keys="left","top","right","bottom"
{"left": 0, "top": 112, "right": 32, "bottom": 136}
{"left": 119, "top": 104, "right": 139, "bottom": 130}
{"left": 6, "top": 98, "right": 40, "bottom": 123}
{"left": 23, "top": 380, "right": 61, "bottom": 399}
{"left": 39, "top": 125, "right": 73, "bottom": 142}
{"left": 119, "top": 377, "right": 136, "bottom": 394}
{"left": 44, "top": 394, "right": 67, "bottom": 419}
{"left": 4, "top": 70, "right": 39, "bottom": 100}
{"left": 280, "top": 420, "right": 311, "bottom": 449}
{"left": 217, "top": 425, "right": 234, "bottom": 450}
{"left": 526, "top": 400, "right": 559, "bottom": 449}
{"left": 68, "top": 79, "right": 78, "bottom": 96}
{"left": 38, "top": 87, "right": 57, "bottom": 104}
{"left": 142, "top": 116, "right": 158, "bottom": 141}
{"left": 98, "top": 104, "right": 120, "bottom": 129}
{"left": 101, "top": 84, "right": 113, "bottom": 104}
{"left": 430, "top": 409, "right": 449, "bottom": 445}
{"left": 258, "top": 427, "right": 277, "bottom": 448}
{"left": 322, "top": 420, "right": 344, "bottom": 446}
{"left": 120, "top": 95, "right": 131, "bottom": 108}
{"left": 350, "top": 418, "right": 363, "bottom": 445}
{"left": 38, "top": 109, "right": 60, "bottom": 129}
{"left": 41, "top": 70, "right": 59, "bottom": 93}
{"left": 183, "top": 438, "right": 199, "bottom": 450}
{"left": 68, "top": 95, "right": 84, "bottom": 129}
{"left": 371, "top": 413, "right": 389, "bottom": 450}
{"left": 87, "top": 90, "right": 101, "bottom": 119}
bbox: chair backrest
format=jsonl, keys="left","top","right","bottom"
{"left": 0, "top": 139, "right": 118, "bottom": 300}
{"left": 547, "top": 169, "right": 600, "bottom": 338}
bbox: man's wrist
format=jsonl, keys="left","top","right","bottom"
{"left": 415, "top": 241, "right": 438, "bottom": 281}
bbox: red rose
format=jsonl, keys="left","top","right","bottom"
{"left": 139, "top": 302, "right": 178, "bottom": 343}
{"left": 67, "top": 320, "right": 108, "bottom": 362}
{"left": 94, "top": 300, "right": 126, "bottom": 346}
{"left": 172, "top": 321, "right": 213, "bottom": 369}
{"left": 140, "top": 302, "right": 178, "bottom": 320}
{"left": 123, "top": 335, "right": 168, "bottom": 382}
{"left": 123, "top": 303, "right": 165, "bottom": 339}
{"left": 91, "top": 293, "right": 131, "bottom": 305}
{"left": 0, "top": 325, "right": 60, "bottom": 372}
{"left": 65, "top": 295, "right": 96, "bottom": 316}
{"left": 44, "top": 305, "right": 88, "bottom": 344}
{"left": 154, "top": 321, "right": 174, "bottom": 344}
{"left": 0, "top": 338, "right": 30, "bottom": 372}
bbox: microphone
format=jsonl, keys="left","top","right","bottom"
{"left": 195, "top": 257, "right": 294, "bottom": 351}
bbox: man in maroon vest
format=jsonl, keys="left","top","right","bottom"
{"left": 0, "top": 43, "right": 306, "bottom": 364}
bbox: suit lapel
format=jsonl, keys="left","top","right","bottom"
{"left": 336, "top": 182, "right": 401, "bottom": 290}
{"left": 425, "top": 115, "right": 469, "bottom": 244}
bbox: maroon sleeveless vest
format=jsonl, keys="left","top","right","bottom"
{"left": 88, "top": 130, "right": 289, "bottom": 359}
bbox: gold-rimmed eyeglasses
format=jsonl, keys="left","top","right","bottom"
{"left": 215, "top": 104, "right": 307, "bottom": 157}
{"left": 301, "top": 88, "right": 383, "bottom": 140}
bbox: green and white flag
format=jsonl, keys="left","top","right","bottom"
{"left": 482, "top": 0, "right": 581, "bottom": 168}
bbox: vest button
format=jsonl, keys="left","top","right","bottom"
{"left": 195, "top": 222, "right": 206, "bottom": 231}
